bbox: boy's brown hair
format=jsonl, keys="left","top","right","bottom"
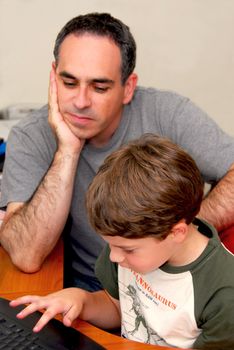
{"left": 86, "top": 134, "right": 204, "bottom": 239}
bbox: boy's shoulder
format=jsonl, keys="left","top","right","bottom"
{"left": 191, "top": 219, "right": 234, "bottom": 302}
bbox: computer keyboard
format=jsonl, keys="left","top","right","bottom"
{"left": 0, "top": 297, "right": 105, "bottom": 350}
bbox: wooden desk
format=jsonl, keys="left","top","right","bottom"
{"left": 0, "top": 239, "right": 64, "bottom": 299}
{"left": 0, "top": 241, "right": 186, "bottom": 350}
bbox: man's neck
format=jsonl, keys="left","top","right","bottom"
{"left": 89, "top": 111, "right": 123, "bottom": 148}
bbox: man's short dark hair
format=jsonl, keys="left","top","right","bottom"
{"left": 86, "top": 134, "right": 204, "bottom": 239}
{"left": 53, "top": 12, "right": 136, "bottom": 84}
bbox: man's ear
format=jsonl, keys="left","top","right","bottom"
{"left": 171, "top": 221, "right": 189, "bottom": 243}
{"left": 123, "top": 73, "right": 138, "bottom": 105}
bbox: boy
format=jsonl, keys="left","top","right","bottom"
{"left": 10, "top": 134, "right": 234, "bottom": 349}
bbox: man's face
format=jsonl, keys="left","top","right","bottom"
{"left": 54, "top": 33, "right": 137, "bottom": 147}
{"left": 103, "top": 234, "right": 178, "bottom": 275}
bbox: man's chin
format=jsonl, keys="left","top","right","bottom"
{"left": 66, "top": 122, "right": 92, "bottom": 140}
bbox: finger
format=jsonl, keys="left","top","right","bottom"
{"left": 49, "top": 70, "right": 59, "bottom": 113}
{"left": 32, "top": 308, "right": 57, "bottom": 333}
{"left": 49, "top": 66, "right": 56, "bottom": 95}
{"left": 10, "top": 295, "right": 41, "bottom": 307}
{"left": 63, "top": 317, "right": 72, "bottom": 327}
{"left": 49, "top": 69, "right": 57, "bottom": 100}
{"left": 63, "top": 304, "right": 81, "bottom": 327}
{"left": 16, "top": 301, "right": 47, "bottom": 319}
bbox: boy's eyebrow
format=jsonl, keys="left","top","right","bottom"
{"left": 111, "top": 244, "right": 137, "bottom": 250}
{"left": 59, "top": 71, "right": 114, "bottom": 84}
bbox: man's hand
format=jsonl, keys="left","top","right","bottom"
{"left": 10, "top": 288, "right": 87, "bottom": 332}
{"left": 0, "top": 210, "right": 5, "bottom": 228}
{"left": 49, "top": 68, "right": 85, "bottom": 154}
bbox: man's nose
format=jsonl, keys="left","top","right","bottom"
{"left": 73, "top": 86, "right": 91, "bottom": 109}
{"left": 109, "top": 247, "right": 125, "bottom": 264}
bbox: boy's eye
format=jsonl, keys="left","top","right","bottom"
{"left": 124, "top": 249, "right": 135, "bottom": 254}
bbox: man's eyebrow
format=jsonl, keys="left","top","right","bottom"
{"left": 59, "top": 71, "right": 76, "bottom": 79}
{"left": 58, "top": 71, "right": 114, "bottom": 84}
{"left": 92, "top": 78, "right": 114, "bottom": 85}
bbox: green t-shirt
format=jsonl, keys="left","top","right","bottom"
{"left": 95, "top": 219, "right": 234, "bottom": 349}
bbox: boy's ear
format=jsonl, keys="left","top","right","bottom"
{"left": 170, "top": 221, "right": 188, "bottom": 243}
{"left": 123, "top": 73, "right": 138, "bottom": 105}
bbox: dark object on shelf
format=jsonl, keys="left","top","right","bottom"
{"left": 0, "top": 139, "right": 6, "bottom": 172}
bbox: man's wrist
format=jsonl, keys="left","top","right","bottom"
{"left": 56, "top": 146, "right": 81, "bottom": 159}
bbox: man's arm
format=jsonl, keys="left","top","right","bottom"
{"left": 199, "top": 163, "right": 234, "bottom": 231}
{"left": 10, "top": 288, "right": 121, "bottom": 332}
{"left": 0, "top": 148, "right": 80, "bottom": 272}
{"left": 0, "top": 69, "right": 83, "bottom": 272}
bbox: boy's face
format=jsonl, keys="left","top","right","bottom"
{"left": 103, "top": 234, "right": 177, "bottom": 274}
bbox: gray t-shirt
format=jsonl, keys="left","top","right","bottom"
{"left": 1, "top": 87, "right": 234, "bottom": 284}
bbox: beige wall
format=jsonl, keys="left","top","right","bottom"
{"left": 1, "top": 0, "right": 234, "bottom": 135}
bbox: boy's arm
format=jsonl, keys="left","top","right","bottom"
{"left": 80, "top": 290, "right": 121, "bottom": 329}
{"left": 193, "top": 288, "right": 234, "bottom": 349}
{"left": 10, "top": 287, "right": 121, "bottom": 332}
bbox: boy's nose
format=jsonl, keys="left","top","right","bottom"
{"left": 109, "top": 246, "right": 125, "bottom": 264}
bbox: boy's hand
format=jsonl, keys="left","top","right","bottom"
{"left": 10, "top": 288, "right": 87, "bottom": 332}
{"left": 49, "top": 67, "right": 85, "bottom": 154}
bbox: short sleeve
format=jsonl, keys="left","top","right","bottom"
{"left": 193, "top": 287, "right": 234, "bottom": 349}
{"left": 0, "top": 113, "right": 55, "bottom": 207}
{"left": 95, "top": 244, "right": 119, "bottom": 300}
{"left": 152, "top": 90, "right": 234, "bottom": 183}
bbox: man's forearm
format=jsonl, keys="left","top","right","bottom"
{"left": 199, "top": 163, "right": 234, "bottom": 231}
{"left": 0, "top": 149, "right": 80, "bottom": 272}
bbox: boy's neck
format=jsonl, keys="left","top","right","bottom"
{"left": 169, "top": 224, "right": 210, "bottom": 267}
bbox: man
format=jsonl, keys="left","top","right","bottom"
{"left": 0, "top": 13, "right": 234, "bottom": 292}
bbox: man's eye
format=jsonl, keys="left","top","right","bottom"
{"left": 63, "top": 81, "right": 76, "bottom": 87}
{"left": 94, "top": 86, "right": 109, "bottom": 93}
